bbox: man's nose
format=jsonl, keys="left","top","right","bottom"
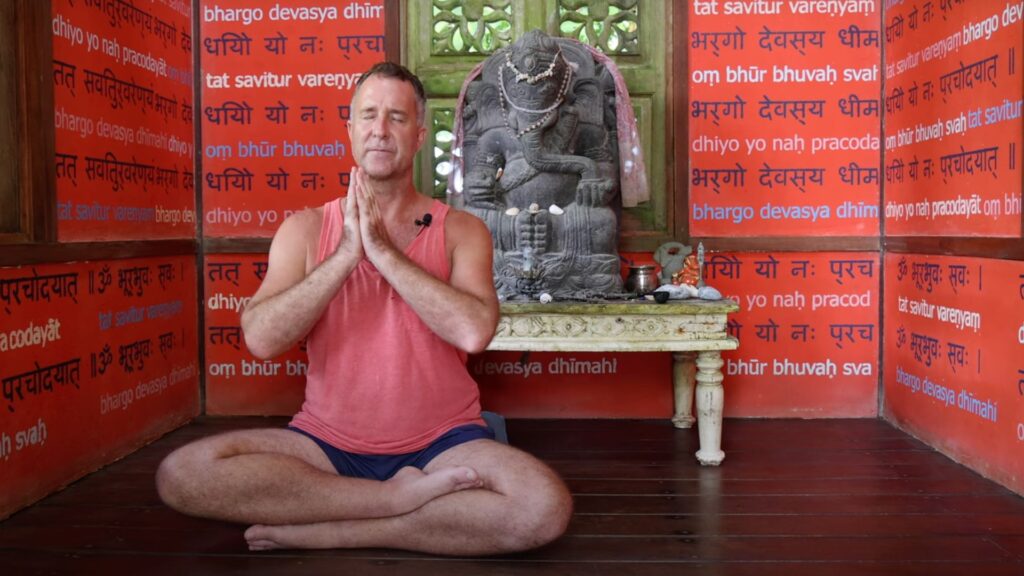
{"left": 370, "top": 115, "right": 389, "bottom": 137}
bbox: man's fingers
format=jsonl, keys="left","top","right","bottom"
{"left": 344, "top": 185, "right": 355, "bottom": 215}
{"left": 349, "top": 167, "right": 360, "bottom": 193}
{"left": 344, "top": 192, "right": 359, "bottom": 233}
{"left": 345, "top": 168, "right": 360, "bottom": 214}
{"left": 355, "top": 167, "right": 375, "bottom": 199}
{"left": 355, "top": 173, "right": 379, "bottom": 223}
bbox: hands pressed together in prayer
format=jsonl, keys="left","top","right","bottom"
{"left": 338, "top": 166, "right": 396, "bottom": 265}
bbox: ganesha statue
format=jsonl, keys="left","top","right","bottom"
{"left": 453, "top": 29, "right": 637, "bottom": 300}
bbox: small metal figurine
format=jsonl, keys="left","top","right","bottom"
{"left": 696, "top": 242, "right": 705, "bottom": 288}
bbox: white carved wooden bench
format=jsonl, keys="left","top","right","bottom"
{"left": 487, "top": 299, "right": 740, "bottom": 465}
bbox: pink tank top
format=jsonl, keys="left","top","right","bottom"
{"left": 289, "top": 198, "right": 485, "bottom": 454}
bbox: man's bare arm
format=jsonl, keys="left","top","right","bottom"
{"left": 241, "top": 195, "right": 363, "bottom": 359}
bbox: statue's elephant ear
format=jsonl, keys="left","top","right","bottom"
{"left": 571, "top": 78, "right": 604, "bottom": 126}
{"left": 463, "top": 83, "right": 504, "bottom": 137}
{"left": 555, "top": 39, "right": 596, "bottom": 78}
{"left": 478, "top": 47, "right": 507, "bottom": 86}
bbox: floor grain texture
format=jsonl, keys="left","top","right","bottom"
{"left": 1, "top": 417, "right": 1022, "bottom": 575}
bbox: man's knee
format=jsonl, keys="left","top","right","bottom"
{"left": 504, "top": 473, "right": 573, "bottom": 550}
{"left": 534, "top": 477, "right": 574, "bottom": 545}
{"left": 154, "top": 442, "right": 211, "bottom": 513}
{"left": 155, "top": 452, "right": 184, "bottom": 510}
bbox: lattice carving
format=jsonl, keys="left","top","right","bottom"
{"left": 431, "top": 0, "right": 514, "bottom": 55}
{"left": 558, "top": 0, "right": 640, "bottom": 54}
{"left": 431, "top": 108, "right": 454, "bottom": 197}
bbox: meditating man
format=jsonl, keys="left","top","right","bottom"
{"left": 156, "top": 62, "right": 572, "bottom": 555}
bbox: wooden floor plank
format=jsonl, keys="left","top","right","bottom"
{"left": 0, "top": 524, "right": 1014, "bottom": 563}
{"left": 571, "top": 493, "right": 1006, "bottom": 515}
{"left": 530, "top": 534, "right": 1015, "bottom": 563}
{"left": 565, "top": 476, "right": 1007, "bottom": 496}
{"left": 8, "top": 505, "right": 1024, "bottom": 540}
{"left": 568, "top": 513, "right": 1024, "bottom": 537}
{"left": 548, "top": 461, "right": 979, "bottom": 481}
{"left": 28, "top": 474, "right": 1009, "bottom": 513}
{"left": 0, "top": 551, "right": 1020, "bottom": 576}
{"left": 1, "top": 417, "right": 1022, "bottom": 575}
{"left": 1, "top": 504, "right": 229, "bottom": 530}
{"left": 530, "top": 448, "right": 954, "bottom": 466}
{"left": 987, "top": 535, "right": 1024, "bottom": 562}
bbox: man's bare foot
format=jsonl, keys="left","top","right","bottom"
{"left": 245, "top": 520, "right": 353, "bottom": 551}
{"left": 244, "top": 466, "right": 482, "bottom": 551}
{"left": 245, "top": 526, "right": 286, "bottom": 551}
{"left": 385, "top": 466, "right": 482, "bottom": 515}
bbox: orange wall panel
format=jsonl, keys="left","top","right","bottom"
{"left": 689, "top": 1, "right": 882, "bottom": 236}
{"left": 711, "top": 252, "right": 880, "bottom": 417}
{"left": 883, "top": 0, "right": 1023, "bottom": 236}
{"left": 204, "top": 254, "right": 305, "bottom": 415}
{"left": 53, "top": 0, "right": 196, "bottom": 241}
{"left": 0, "top": 257, "right": 200, "bottom": 518}
{"left": 883, "top": 253, "right": 1024, "bottom": 494}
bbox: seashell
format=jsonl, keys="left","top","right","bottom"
{"left": 548, "top": 204, "right": 564, "bottom": 215}
{"left": 539, "top": 292, "right": 553, "bottom": 303}
{"left": 697, "top": 286, "right": 722, "bottom": 300}
{"left": 528, "top": 203, "right": 541, "bottom": 213}
{"left": 505, "top": 207, "right": 520, "bottom": 216}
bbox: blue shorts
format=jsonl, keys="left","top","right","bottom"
{"left": 290, "top": 424, "right": 495, "bottom": 481}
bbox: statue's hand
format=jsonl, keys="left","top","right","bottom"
{"left": 515, "top": 209, "right": 550, "bottom": 255}
{"left": 463, "top": 170, "right": 502, "bottom": 210}
{"left": 575, "top": 178, "right": 614, "bottom": 207}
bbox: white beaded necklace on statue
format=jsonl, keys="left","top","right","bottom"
{"left": 498, "top": 49, "right": 572, "bottom": 138}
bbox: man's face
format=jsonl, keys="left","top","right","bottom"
{"left": 347, "top": 75, "right": 426, "bottom": 181}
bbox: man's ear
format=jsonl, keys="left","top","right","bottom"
{"left": 416, "top": 125, "right": 427, "bottom": 151}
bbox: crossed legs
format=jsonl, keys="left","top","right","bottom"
{"left": 155, "top": 428, "right": 572, "bottom": 555}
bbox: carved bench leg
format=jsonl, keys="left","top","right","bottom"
{"left": 671, "top": 351, "right": 696, "bottom": 428}
{"left": 695, "top": 350, "right": 725, "bottom": 466}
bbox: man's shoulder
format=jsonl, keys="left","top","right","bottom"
{"left": 443, "top": 206, "right": 493, "bottom": 257}
{"left": 444, "top": 206, "right": 487, "bottom": 235}
{"left": 277, "top": 205, "right": 325, "bottom": 237}
{"left": 269, "top": 205, "right": 327, "bottom": 262}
